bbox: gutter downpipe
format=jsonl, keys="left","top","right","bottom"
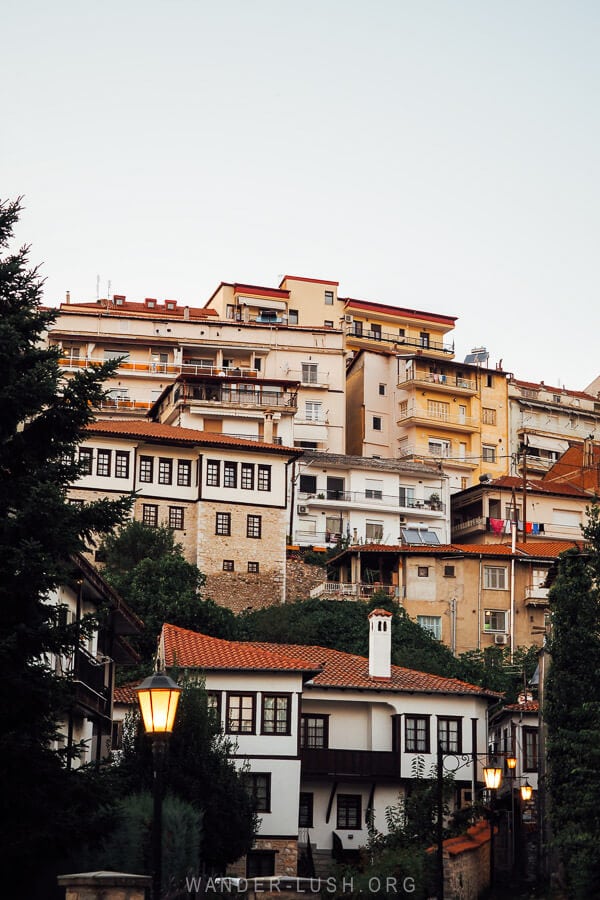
{"left": 478, "top": 556, "right": 483, "bottom": 650}
{"left": 510, "top": 521, "right": 517, "bottom": 659}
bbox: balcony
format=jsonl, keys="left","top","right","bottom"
{"left": 309, "top": 582, "right": 397, "bottom": 600}
{"left": 297, "top": 491, "right": 445, "bottom": 513}
{"left": 524, "top": 585, "right": 550, "bottom": 606}
{"left": 398, "top": 370, "right": 477, "bottom": 393}
{"left": 59, "top": 355, "right": 262, "bottom": 381}
{"left": 174, "top": 381, "right": 298, "bottom": 411}
{"left": 301, "top": 747, "right": 399, "bottom": 780}
{"left": 73, "top": 649, "right": 111, "bottom": 719}
{"left": 397, "top": 406, "right": 478, "bottom": 433}
{"left": 346, "top": 326, "right": 454, "bottom": 356}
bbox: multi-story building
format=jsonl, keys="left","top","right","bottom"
{"left": 131, "top": 614, "right": 500, "bottom": 879}
{"left": 346, "top": 349, "right": 510, "bottom": 490}
{"left": 48, "top": 292, "right": 346, "bottom": 452}
{"left": 319, "top": 540, "right": 577, "bottom": 654}
{"left": 291, "top": 451, "right": 450, "bottom": 548}
{"left": 47, "top": 553, "right": 142, "bottom": 767}
{"left": 70, "top": 420, "right": 300, "bottom": 610}
{"left": 507, "top": 377, "right": 600, "bottom": 476}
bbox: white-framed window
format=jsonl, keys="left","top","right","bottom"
{"left": 484, "top": 566, "right": 507, "bottom": 590}
{"left": 301, "top": 363, "right": 318, "bottom": 384}
{"left": 427, "top": 400, "right": 449, "bottom": 421}
{"left": 365, "top": 520, "right": 383, "bottom": 541}
{"left": 428, "top": 438, "right": 451, "bottom": 458}
{"left": 484, "top": 609, "right": 508, "bottom": 633}
{"left": 305, "top": 401, "right": 322, "bottom": 422}
{"left": 417, "top": 615, "right": 442, "bottom": 640}
{"left": 482, "top": 445, "right": 497, "bottom": 463}
{"left": 365, "top": 479, "right": 383, "bottom": 500}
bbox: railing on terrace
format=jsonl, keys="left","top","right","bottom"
{"left": 346, "top": 326, "right": 454, "bottom": 355}
{"left": 301, "top": 747, "right": 399, "bottom": 779}
{"left": 59, "top": 356, "right": 264, "bottom": 380}
{"left": 398, "top": 371, "right": 476, "bottom": 390}
{"left": 177, "top": 384, "right": 297, "bottom": 409}
{"left": 73, "top": 648, "right": 110, "bottom": 716}
{"left": 297, "top": 490, "right": 445, "bottom": 512}
{"left": 99, "top": 397, "right": 152, "bottom": 411}
{"left": 397, "top": 407, "right": 478, "bottom": 428}
{"left": 310, "top": 582, "right": 398, "bottom": 600}
{"left": 451, "top": 516, "right": 487, "bottom": 535}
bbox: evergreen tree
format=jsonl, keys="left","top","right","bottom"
{"left": 0, "top": 197, "right": 132, "bottom": 892}
{"left": 545, "top": 507, "right": 600, "bottom": 898}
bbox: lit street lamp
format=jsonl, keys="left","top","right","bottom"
{"left": 136, "top": 672, "right": 181, "bottom": 900}
{"left": 482, "top": 765, "right": 503, "bottom": 892}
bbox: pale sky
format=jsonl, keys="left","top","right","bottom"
{"left": 3, "top": 1, "right": 599, "bottom": 391}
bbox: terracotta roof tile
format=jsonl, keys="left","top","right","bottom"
{"left": 114, "top": 682, "right": 139, "bottom": 705}
{"left": 332, "top": 541, "right": 580, "bottom": 562}
{"left": 86, "top": 419, "right": 298, "bottom": 454}
{"left": 59, "top": 300, "right": 218, "bottom": 320}
{"left": 502, "top": 700, "right": 539, "bottom": 712}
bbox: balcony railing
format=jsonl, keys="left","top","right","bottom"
{"left": 346, "top": 326, "right": 454, "bottom": 356}
{"left": 73, "top": 648, "right": 110, "bottom": 717}
{"left": 297, "top": 491, "right": 445, "bottom": 512}
{"left": 59, "top": 356, "right": 263, "bottom": 380}
{"left": 397, "top": 406, "right": 478, "bottom": 428}
{"left": 524, "top": 585, "right": 550, "bottom": 605}
{"left": 176, "top": 383, "right": 297, "bottom": 410}
{"left": 301, "top": 747, "right": 399, "bottom": 779}
{"left": 310, "top": 582, "right": 397, "bottom": 600}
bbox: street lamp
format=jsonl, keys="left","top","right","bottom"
{"left": 520, "top": 780, "right": 533, "bottom": 802}
{"left": 506, "top": 755, "right": 517, "bottom": 871}
{"left": 136, "top": 672, "right": 181, "bottom": 900}
{"left": 483, "top": 765, "right": 503, "bottom": 892}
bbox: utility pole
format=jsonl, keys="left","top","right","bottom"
{"left": 521, "top": 438, "right": 529, "bottom": 543}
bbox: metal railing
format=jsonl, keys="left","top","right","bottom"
{"left": 346, "top": 326, "right": 454, "bottom": 355}
{"left": 297, "top": 490, "right": 445, "bottom": 511}
{"left": 398, "top": 371, "right": 476, "bottom": 390}
{"left": 310, "top": 582, "right": 397, "bottom": 599}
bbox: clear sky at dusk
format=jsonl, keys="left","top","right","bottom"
{"left": 3, "top": 1, "right": 599, "bottom": 390}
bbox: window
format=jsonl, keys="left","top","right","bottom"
{"left": 417, "top": 615, "right": 442, "bottom": 640}
{"left": 419, "top": 332, "right": 430, "bottom": 348}
{"left": 216, "top": 512, "right": 231, "bottom": 536}
{"left": 372, "top": 416, "right": 382, "bottom": 431}
{"left": 482, "top": 407, "right": 497, "bottom": 425}
{"left": 418, "top": 566, "right": 429, "bottom": 577}
{"left": 428, "top": 400, "right": 450, "bottom": 421}
{"left": 486, "top": 374, "right": 494, "bottom": 388}
{"left": 444, "top": 565, "right": 456, "bottom": 578}
{"left": 206, "top": 460, "right": 220, "bottom": 487}
{"left": 484, "top": 566, "right": 507, "bottom": 590}
{"left": 104, "top": 348, "right": 129, "bottom": 361}
{"left": 243, "top": 773, "right": 271, "bottom": 812}
{"left": 207, "top": 691, "right": 221, "bottom": 720}
{"left": 288, "top": 308, "right": 299, "bottom": 324}
{"left": 223, "top": 559, "right": 234, "bottom": 572}
{"left": 177, "top": 460, "right": 192, "bottom": 487}
{"left": 405, "top": 716, "right": 430, "bottom": 753}
{"left": 353, "top": 320, "right": 363, "bottom": 337}
{"left": 257, "top": 465, "right": 271, "bottom": 491}
{"left": 142, "top": 504, "right": 158, "bottom": 527}
{"left": 438, "top": 717, "right": 461, "bottom": 753}
{"left": 69, "top": 498, "right": 84, "bottom": 507}
{"left": 300, "top": 714, "right": 328, "bottom": 748}
{"left": 365, "top": 479, "right": 383, "bottom": 500}
{"left": 115, "top": 451, "right": 129, "bottom": 479}
{"left": 226, "top": 694, "right": 255, "bottom": 733}
{"left": 365, "top": 521, "right": 384, "bottom": 541}
{"left": 305, "top": 401, "right": 322, "bottom": 422}
{"left": 326, "top": 515, "right": 343, "bottom": 537}
{"left": 399, "top": 486, "right": 415, "bottom": 506}
{"left": 523, "top": 727, "right": 538, "bottom": 771}
{"left": 324, "top": 319, "right": 334, "bottom": 328}
{"left": 246, "top": 851, "right": 275, "bottom": 878}
{"left": 262, "top": 694, "right": 291, "bottom": 734}
{"left": 379, "top": 383, "right": 386, "bottom": 396}
{"left": 139, "top": 456, "right": 153, "bottom": 483}
{"left": 301, "top": 363, "right": 318, "bottom": 384}
{"left": 224, "top": 462, "right": 237, "bottom": 488}
{"left": 484, "top": 609, "right": 507, "bottom": 633}
{"left": 299, "top": 793, "right": 314, "bottom": 828}
{"left": 247, "top": 515, "right": 262, "bottom": 539}
{"left": 169, "top": 507, "right": 184, "bottom": 530}
{"left": 299, "top": 474, "right": 317, "bottom": 494}
{"left": 248, "top": 561, "right": 259, "bottom": 573}
{"left": 371, "top": 323, "right": 382, "bottom": 340}
{"left": 158, "top": 458, "right": 172, "bottom": 485}
{"left": 241, "top": 463, "right": 254, "bottom": 490}
{"left": 324, "top": 290, "right": 334, "bottom": 305}
{"left": 428, "top": 438, "right": 451, "bottom": 458}
{"left": 337, "top": 795, "right": 361, "bottom": 830}
{"left": 79, "top": 448, "right": 93, "bottom": 475}
{"left": 96, "top": 450, "right": 111, "bottom": 477}
{"left": 482, "top": 445, "right": 497, "bottom": 463}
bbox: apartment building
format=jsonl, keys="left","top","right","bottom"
{"left": 320, "top": 540, "right": 578, "bottom": 655}
{"left": 47, "top": 292, "right": 346, "bottom": 452}
{"left": 47, "top": 553, "right": 142, "bottom": 767}
{"left": 69, "top": 420, "right": 300, "bottom": 609}
{"left": 126, "top": 614, "right": 499, "bottom": 878}
{"left": 291, "top": 450, "right": 450, "bottom": 548}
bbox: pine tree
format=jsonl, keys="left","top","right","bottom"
{"left": 545, "top": 507, "right": 600, "bottom": 898}
{"left": 0, "top": 197, "right": 132, "bottom": 891}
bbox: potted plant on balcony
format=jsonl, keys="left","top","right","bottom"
{"left": 428, "top": 492, "right": 441, "bottom": 510}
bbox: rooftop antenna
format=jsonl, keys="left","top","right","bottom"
{"left": 96, "top": 274, "right": 100, "bottom": 300}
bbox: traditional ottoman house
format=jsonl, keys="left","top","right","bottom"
{"left": 141, "top": 613, "right": 501, "bottom": 878}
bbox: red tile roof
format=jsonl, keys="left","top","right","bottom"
{"left": 114, "top": 682, "right": 139, "bottom": 705}
{"left": 502, "top": 700, "right": 539, "bottom": 713}
{"left": 513, "top": 378, "right": 595, "bottom": 401}
{"left": 162, "top": 624, "right": 321, "bottom": 675}
{"left": 482, "top": 475, "right": 589, "bottom": 497}
{"left": 330, "top": 541, "right": 581, "bottom": 562}
{"left": 59, "top": 299, "right": 218, "bottom": 320}
{"left": 159, "top": 624, "right": 500, "bottom": 699}
{"left": 85, "top": 419, "right": 298, "bottom": 454}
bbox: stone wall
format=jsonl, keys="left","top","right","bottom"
{"left": 226, "top": 838, "right": 298, "bottom": 878}
{"left": 205, "top": 558, "right": 326, "bottom": 612}
{"left": 441, "top": 821, "right": 492, "bottom": 900}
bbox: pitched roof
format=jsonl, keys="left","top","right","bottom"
{"left": 85, "top": 419, "right": 298, "bottom": 454}
{"left": 59, "top": 299, "right": 218, "bottom": 320}
{"left": 329, "top": 540, "right": 581, "bottom": 563}
{"left": 162, "top": 623, "right": 321, "bottom": 675}
{"left": 160, "top": 624, "right": 501, "bottom": 700}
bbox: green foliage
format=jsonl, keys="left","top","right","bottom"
{"left": 117, "top": 680, "right": 257, "bottom": 870}
{"left": 545, "top": 507, "right": 600, "bottom": 897}
{"left": 0, "top": 197, "right": 132, "bottom": 895}
{"left": 99, "top": 521, "right": 237, "bottom": 670}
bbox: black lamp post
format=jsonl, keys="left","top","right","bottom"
{"left": 136, "top": 672, "right": 181, "bottom": 900}
{"left": 482, "top": 764, "right": 503, "bottom": 893}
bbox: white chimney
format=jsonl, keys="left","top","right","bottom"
{"left": 263, "top": 411, "right": 274, "bottom": 444}
{"left": 368, "top": 608, "right": 392, "bottom": 679}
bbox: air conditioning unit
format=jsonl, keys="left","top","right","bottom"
{"left": 399, "top": 516, "right": 407, "bottom": 524}
{"left": 344, "top": 314, "right": 353, "bottom": 323}
{"left": 494, "top": 633, "right": 509, "bottom": 645}
{"left": 297, "top": 505, "right": 308, "bottom": 515}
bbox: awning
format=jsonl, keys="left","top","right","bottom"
{"left": 238, "top": 297, "right": 287, "bottom": 311}
{"left": 294, "top": 424, "right": 328, "bottom": 441}
{"left": 526, "top": 435, "right": 569, "bottom": 453}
